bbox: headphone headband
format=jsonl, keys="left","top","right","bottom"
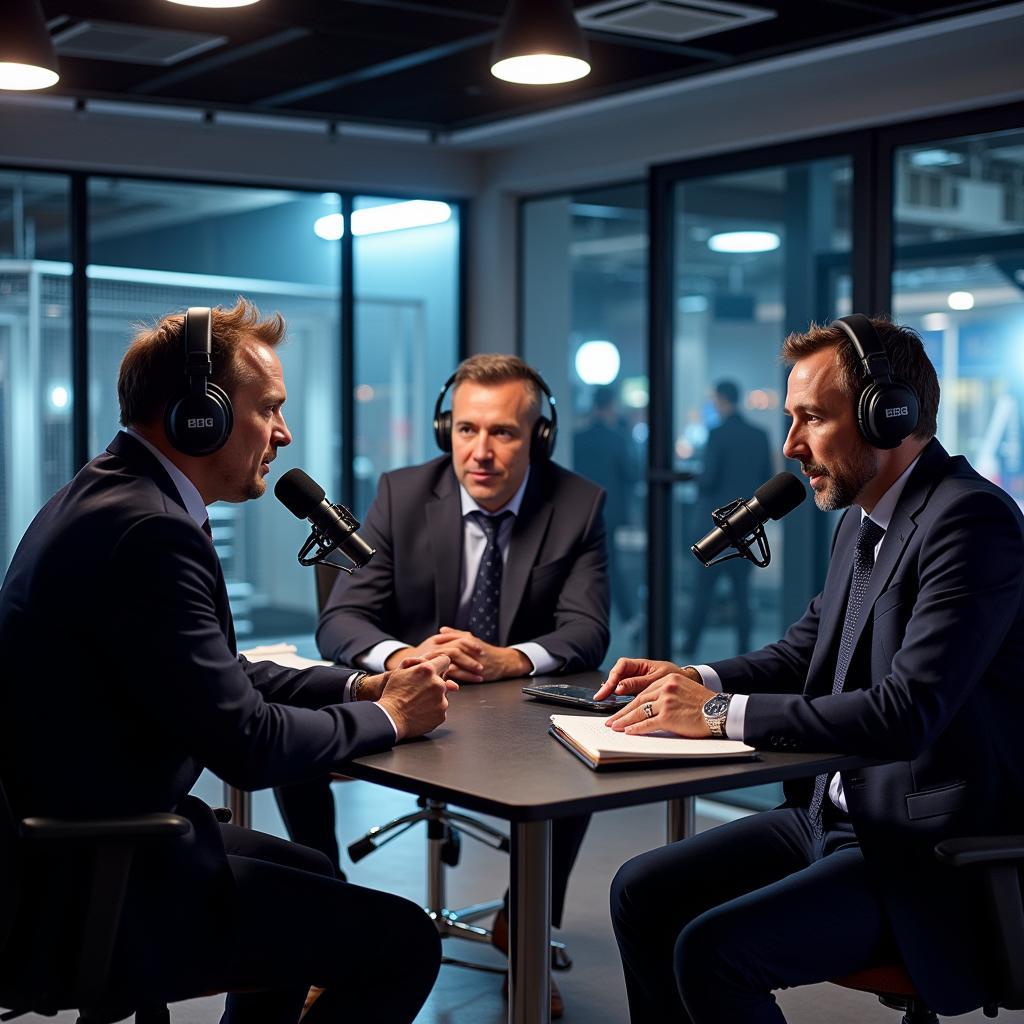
{"left": 432, "top": 365, "right": 558, "bottom": 461}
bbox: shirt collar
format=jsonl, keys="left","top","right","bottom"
{"left": 124, "top": 427, "right": 208, "bottom": 529}
{"left": 459, "top": 465, "right": 531, "bottom": 519}
{"left": 859, "top": 452, "right": 922, "bottom": 531}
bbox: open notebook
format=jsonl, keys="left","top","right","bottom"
{"left": 549, "top": 714, "right": 757, "bottom": 771}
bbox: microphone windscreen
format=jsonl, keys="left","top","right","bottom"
{"left": 274, "top": 468, "right": 325, "bottom": 520}
{"left": 754, "top": 472, "right": 807, "bottom": 521}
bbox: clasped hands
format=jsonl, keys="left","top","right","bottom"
{"left": 384, "top": 626, "right": 531, "bottom": 683}
{"left": 593, "top": 658, "right": 717, "bottom": 738}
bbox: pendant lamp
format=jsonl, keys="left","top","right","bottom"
{"left": 0, "top": 0, "right": 60, "bottom": 91}
{"left": 491, "top": 0, "right": 590, "bottom": 85}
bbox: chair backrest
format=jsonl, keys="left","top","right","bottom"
{"left": 314, "top": 562, "right": 341, "bottom": 614}
{"left": 0, "top": 777, "right": 22, "bottom": 956}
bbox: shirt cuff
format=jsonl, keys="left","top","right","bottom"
{"left": 511, "top": 642, "right": 559, "bottom": 676}
{"left": 690, "top": 664, "right": 722, "bottom": 691}
{"left": 724, "top": 693, "right": 748, "bottom": 742}
{"left": 358, "top": 640, "right": 408, "bottom": 673}
{"left": 343, "top": 671, "right": 398, "bottom": 740}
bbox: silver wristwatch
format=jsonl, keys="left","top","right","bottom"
{"left": 701, "top": 693, "right": 732, "bottom": 738}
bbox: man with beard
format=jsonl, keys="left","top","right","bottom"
{"left": 595, "top": 316, "right": 1024, "bottom": 1023}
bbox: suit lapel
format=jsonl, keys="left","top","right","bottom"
{"left": 426, "top": 469, "right": 463, "bottom": 630}
{"left": 499, "top": 468, "right": 553, "bottom": 645}
{"left": 837, "top": 439, "right": 950, "bottom": 688}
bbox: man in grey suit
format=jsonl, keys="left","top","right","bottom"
{"left": 280, "top": 354, "right": 610, "bottom": 1018}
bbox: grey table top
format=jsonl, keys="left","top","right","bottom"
{"left": 341, "top": 672, "right": 867, "bottom": 822}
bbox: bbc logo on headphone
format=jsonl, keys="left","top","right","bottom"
{"left": 187, "top": 417, "right": 216, "bottom": 430}
{"left": 885, "top": 406, "right": 910, "bottom": 419}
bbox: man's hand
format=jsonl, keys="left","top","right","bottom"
{"left": 603, "top": 669, "right": 715, "bottom": 738}
{"left": 435, "top": 627, "right": 531, "bottom": 681}
{"left": 387, "top": 627, "right": 531, "bottom": 682}
{"left": 376, "top": 654, "right": 458, "bottom": 741}
{"left": 593, "top": 657, "right": 682, "bottom": 701}
{"left": 385, "top": 632, "right": 485, "bottom": 681}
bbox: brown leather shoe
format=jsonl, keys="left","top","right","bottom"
{"left": 492, "top": 909, "right": 565, "bottom": 1019}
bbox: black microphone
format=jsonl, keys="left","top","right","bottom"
{"left": 275, "top": 468, "right": 375, "bottom": 572}
{"left": 691, "top": 472, "right": 806, "bottom": 568}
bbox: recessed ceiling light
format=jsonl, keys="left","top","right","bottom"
{"left": 491, "top": 0, "right": 591, "bottom": 85}
{"left": 315, "top": 201, "right": 453, "bottom": 240}
{"left": 0, "top": 1, "right": 60, "bottom": 91}
{"left": 947, "top": 291, "right": 975, "bottom": 311}
{"left": 165, "top": 0, "right": 262, "bottom": 7}
{"left": 910, "top": 149, "right": 964, "bottom": 168}
{"left": 707, "top": 231, "right": 780, "bottom": 254}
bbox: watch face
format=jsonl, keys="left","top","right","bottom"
{"left": 703, "top": 694, "right": 730, "bottom": 717}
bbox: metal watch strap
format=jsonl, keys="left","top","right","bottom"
{"left": 703, "top": 693, "right": 731, "bottom": 737}
{"left": 351, "top": 670, "right": 368, "bottom": 700}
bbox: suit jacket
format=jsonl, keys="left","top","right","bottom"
{"left": 698, "top": 411, "right": 773, "bottom": 511}
{"left": 710, "top": 438, "right": 1024, "bottom": 1013}
{"left": 317, "top": 456, "right": 610, "bottom": 673}
{"left": 0, "top": 433, "right": 394, "bottom": 985}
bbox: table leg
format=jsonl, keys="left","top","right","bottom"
{"left": 509, "top": 819, "right": 551, "bottom": 1024}
{"left": 223, "top": 783, "right": 251, "bottom": 829}
{"left": 666, "top": 796, "right": 695, "bottom": 844}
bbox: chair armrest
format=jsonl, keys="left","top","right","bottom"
{"left": 935, "top": 836, "right": 1024, "bottom": 868}
{"left": 20, "top": 814, "right": 192, "bottom": 843}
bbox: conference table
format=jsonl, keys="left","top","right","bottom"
{"left": 338, "top": 670, "right": 869, "bottom": 1024}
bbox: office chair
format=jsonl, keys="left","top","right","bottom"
{"left": 314, "top": 562, "right": 571, "bottom": 974}
{"left": 0, "top": 775, "right": 191, "bottom": 1024}
{"left": 831, "top": 834, "right": 1024, "bottom": 1023}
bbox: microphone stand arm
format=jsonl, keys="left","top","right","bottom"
{"left": 704, "top": 498, "right": 773, "bottom": 569}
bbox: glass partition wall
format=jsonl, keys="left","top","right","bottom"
{"left": 0, "top": 171, "right": 73, "bottom": 572}
{"left": 522, "top": 183, "right": 648, "bottom": 663}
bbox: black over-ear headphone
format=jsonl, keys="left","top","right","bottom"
{"left": 164, "top": 307, "right": 234, "bottom": 457}
{"left": 832, "top": 314, "right": 919, "bottom": 450}
{"left": 433, "top": 367, "right": 558, "bottom": 462}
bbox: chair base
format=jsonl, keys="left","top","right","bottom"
{"left": 348, "top": 798, "right": 571, "bottom": 974}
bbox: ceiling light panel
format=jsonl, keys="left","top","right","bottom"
{"left": 576, "top": 0, "right": 774, "bottom": 43}
{"left": 52, "top": 20, "right": 226, "bottom": 66}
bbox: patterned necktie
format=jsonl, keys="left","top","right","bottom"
{"left": 467, "top": 511, "right": 512, "bottom": 645}
{"left": 808, "top": 516, "right": 885, "bottom": 837}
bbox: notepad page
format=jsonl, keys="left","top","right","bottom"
{"left": 550, "top": 714, "right": 754, "bottom": 757}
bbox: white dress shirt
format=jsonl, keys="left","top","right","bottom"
{"left": 359, "top": 467, "right": 558, "bottom": 675}
{"left": 694, "top": 453, "right": 922, "bottom": 812}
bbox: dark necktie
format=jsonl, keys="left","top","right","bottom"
{"left": 808, "top": 515, "right": 885, "bottom": 837}
{"left": 201, "top": 518, "right": 213, "bottom": 542}
{"left": 467, "top": 511, "right": 512, "bottom": 645}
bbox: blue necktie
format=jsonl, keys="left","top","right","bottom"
{"left": 467, "top": 511, "right": 512, "bottom": 645}
{"left": 808, "top": 516, "right": 885, "bottom": 837}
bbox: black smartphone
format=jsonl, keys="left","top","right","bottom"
{"left": 522, "top": 683, "right": 633, "bottom": 714}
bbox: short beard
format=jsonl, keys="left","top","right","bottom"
{"left": 805, "top": 442, "right": 879, "bottom": 511}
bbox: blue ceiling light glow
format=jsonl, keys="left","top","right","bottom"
{"left": 707, "top": 231, "right": 780, "bottom": 254}
{"left": 574, "top": 340, "right": 621, "bottom": 385}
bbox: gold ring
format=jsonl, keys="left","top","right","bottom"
{"left": 642, "top": 702, "right": 654, "bottom": 719}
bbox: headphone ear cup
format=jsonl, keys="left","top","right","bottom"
{"left": 531, "top": 416, "right": 556, "bottom": 462}
{"left": 434, "top": 409, "right": 453, "bottom": 453}
{"left": 858, "top": 381, "right": 919, "bottom": 450}
{"left": 165, "top": 383, "right": 233, "bottom": 457}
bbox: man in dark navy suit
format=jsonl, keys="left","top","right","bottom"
{"left": 596, "top": 318, "right": 1024, "bottom": 1023}
{"left": 683, "top": 379, "right": 773, "bottom": 658}
{"left": 299, "top": 354, "right": 610, "bottom": 1018}
{"left": 0, "top": 300, "right": 453, "bottom": 1024}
